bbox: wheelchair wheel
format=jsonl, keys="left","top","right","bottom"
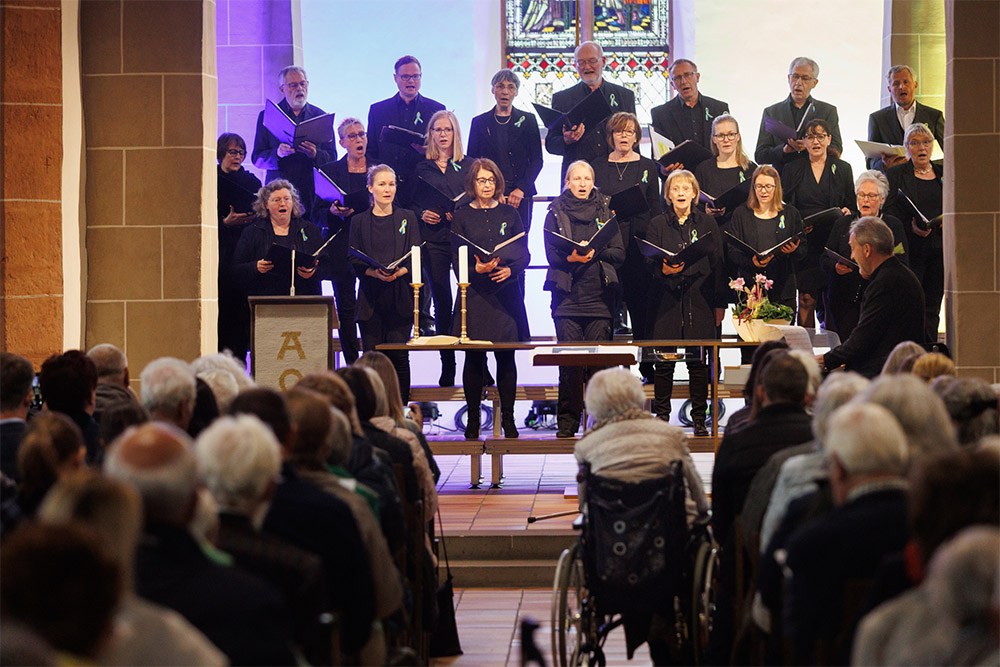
{"left": 691, "top": 539, "right": 721, "bottom": 666}
{"left": 552, "top": 544, "right": 586, "bottom": 667}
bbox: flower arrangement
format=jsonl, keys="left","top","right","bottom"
{"left": 730, "top": 274, "right": 794, "bottom": 324}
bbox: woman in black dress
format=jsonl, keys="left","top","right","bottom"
{"left": 779, "top": 119, "right": 856, "bottom": 328}
{"left": 590, "top": 111, "right": 661, "bottom": 374}
{"left": 543, "top": 160, "right": 625, "bottom": 438}
{"left": 884, "top": 123, "right": 944, "bottom": 345}
{"left": 822, "top": 170, "right": 909, "bottom": 341}
{"left": 216, "top": 132, "right": 261, "bottom": 363}
{"left": 450, "top": 158, "right": 530, "bottom": 439}
{"left": 348, "top": 164, "right": 421, "bottom": 402}
{"left": 414, "top": 110, "right": 473, "bottom": 386}
{"left": 694, "top": 114, "right": 757, "bottom": 224}
{"left": 645, "top": 170, "right": 725, "bottom": 434}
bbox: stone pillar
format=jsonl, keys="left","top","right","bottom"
{"left": 80, "top": 0, "right": 217, "bottom": 384}
{"left": 882, "top": 0, "right": 946, "bottom": 110}
{"left": 217, "top": 0, "right": 301, "bottom": 183}
{"left": 1, "top": 0, "right": 64, "bottom": 367}
{"left": 942, "top": 0, "right": 1000, "bottom": 382}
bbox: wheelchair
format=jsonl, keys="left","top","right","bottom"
{"left": 552, "top": 461, "right": 719, "bottom": 666}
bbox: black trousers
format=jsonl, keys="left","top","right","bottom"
{"left": 423, "top": 242, "right": 456, "bottom": 369}
{"left": 218, "top": 274, "right": 249, "bottom": 364}
{"left": 554, "top": 316, "right": 612, "bottom": 432}
{"left": 330, "top": 270, "right": 359, "bottom": 364}
{"left": 653, "top": 347, "right": 708, "bottom": 421}
{"left": 909, "top": 237, "right": 943, "bottom": 344}
{"left": 359, "top": 313, "right": 411, "bottom": 403}
{"left": 463, "top": 350, "right": 517, "bottom": 414}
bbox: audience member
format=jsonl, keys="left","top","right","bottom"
{"left": 196, "top": 368, "right": 240, "bottom": 412}
{"left": 911, "top": 350, "right": 957, "bottom": 382}
{"left": 880, "top": 339, "right": 926, "bottom": 374}
{"left": 724, "top": 340, "right": 789, "bottom": 432}
{"left": 190, "top": 351, "right": 254, "bottom": 392}
{"left": 863, "top": 372, "right": 958, "bottom": 458}
{"left": 39, "top": 471, "right": 227, "bottom": 665}
{"left": 186, "top": 377, "right": 220, "bottom": 438}
{"left": 104, "top": 421, "right": 296, "bottom": 665}
{"left": 139, "top": 357, "right": 197, "bottom": 431}
{"left": 87, "top": 344, "right": 139, "bottom": 422}
{"left": 931, "top": 376, "right": 1000, "bottom": 445}
{"left": 97, "top": 400, "right": 148, "bottom": 451}
{"left": 0, "top": 352, "right": 35, "bottom": 481}
{"left": 39, "top": 349, "right": 101, "bottom": 463}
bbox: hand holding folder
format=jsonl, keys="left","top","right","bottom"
{"left": 263, "top": 100, "right": 334, "bottom": 146}
{"left": 637, "top": 231, "right": 716, "bottom": 269}
{"left": 544, "top": 216, "right": 620, "bottom": 260}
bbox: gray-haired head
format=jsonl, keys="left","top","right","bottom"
{"left": 904, "top": 122, "right": 935, "bottom": 146}
{"left": 863, "top": 373, "right": 959, "bottom": 459}
{"left": 882, "top": 340, "right": 927, "bottom": 374}
{"left": 925, "top": 526, "right": 1000, "bottom": 626}
{"left": 253, "top": 178, "right": 305, "bottom": 219}
{"left": 788, "top": 350, "right": 822, "bottom": 404}
{"left": 574, "top": 40, "right": 605, "bottom": 60}
{"left": 855, "top": 169, "right": 890, "bottom": 201}
{"left": 278, "top": 65, "right": 307, "bottom": 85}
{"left": 789, "top": 56, "right": 819, "bottom": 78}
{"left": 849, "top": 216, "right": 895, "bottom": 256}
{"left": 337, "top": 117, "right": 364, "bottom": 139}
{"left": 668, "top": 58, "right": 698, "bottom": 77}
{"left": 190, "top": 352, "right": 252, "bottom": 390}
{"left": 886, "top": 64, "right": 916, "bottom": 84}
{"left": 584, "top": 368, "right": 646, "bottom": 421}
{"left": 931, "top": 376, "right": 999, "bottom": 446}
{"left": 140, "top": 357, "right": 196, "bottom": 427}
{"left": 825, "top": 402, "right": 909, "bottom": 476}
{"left": 195, "top": 414, "right": 281, "bottom": 516}
{"left": 490, "top": 69, "right": 520, "bottom": 90}
{"left": 87, "top": 344, "right": 128, "bottom": 385}
{"left": 812, "top": 372, "right": 870, "bottom": 443}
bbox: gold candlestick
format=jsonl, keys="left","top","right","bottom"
{"left": 458, "top": 283, "right": 471, "bottom": 343}
{"left": 409, "top": 282, "right": 423, "bottom": 344}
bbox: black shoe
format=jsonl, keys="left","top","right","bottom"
{"left": 614, "top": 324, "right": 632, "bottom": 336}
{"left": 556, "top": 428, "right": 576, "bottom": 439}
{"left": 464, "top": 410, "right": 480, "bottom": 440}
{"left": 483, "top": 368, "right": 495, "bottom": 387}
{"left": 502, "top": 414, "right": 519, "bottom": 439}
{"left": 657, "top": 414, "right": 671, "bottom": 424}
{"left": 693, "top": 419, "right": 709, "bottom": 437}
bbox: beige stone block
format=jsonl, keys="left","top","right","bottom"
{"left": 956, "top": 366, "right": 998, "bottom": 383}
{"left": 950, "top": 213, "right": 997, "bottom": 291}
{"left": 890, "top": 35, "right": 921, "bottom": 68}
{"left": 162, "top": 227, "right": 204, "bottom": 300}
{"left": 85, "top": 301, "right": 126, "bottom": 350}
{"left": 124, "top": 148, "right": 203, "bottom": 226}
{"left": 952, "top": 134, "right": 1000, "bottom": 213}
{"left": 123, "top": 0, "right": 203, "bottom": 74}
{"left": 126, "top": 300, "right": 203, "bottom": 371}
{"left": 85, "top": 150, "right": 124, "bottom": 227}
{"left": 2, "top": 201, "right": 63, "bottom": 296}
{"left": 1, "top": 105, "right": 62, "bottom": 200}
{"left": 953, "top": 291, "right": 1000, "bottom": 367}
{"left": 2, "top": 296, "right": 63, "bottom": 368}
{"left": 2, "top": 5, "right": 62, "bottom": 104}
{"left": 82, "top": 75, "right": 162, "bottom": 147}
{"left": 892, "top": 0, "right": 946, "bottom": 34}
{"left": 950, "top": 0, "right": 999, "bottom": 58}
{"left": 917, "top": 35, "right": 947, "bottom": 98}
{"left": 80, "top": 0, "right": 122, "bottom": 75}
{"left": 87, "top": 227, "right": 162, "bottom": 300}
{"left": 164, "top": 75, "right": 206, "bottom": 146}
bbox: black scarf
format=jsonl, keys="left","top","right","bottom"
{"left": 554, "top": 186, "right": 602, "bottom": 224}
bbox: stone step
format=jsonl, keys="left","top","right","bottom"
{"left": 449, "top": 559, "right": 562, "bottom": 588}
{"left": 440, "top": 531, "right": 575, "bottom": 561}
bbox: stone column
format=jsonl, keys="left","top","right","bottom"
{"left": 882, "top": 0, "right": 946, "bottom": 110}
{"left": 80, "top": 0, "right": 217, "bottom": 384}
{"left": 1, "top": 0, "right": 64, "bottom": 367}
{"left": 943, "top": 0, "right": 1000, "bottom": 382}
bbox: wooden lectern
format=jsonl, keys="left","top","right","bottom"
{"left": 248, "top": 295, "right": 338, "bottom": 390}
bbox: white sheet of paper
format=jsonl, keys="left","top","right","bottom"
{"left": 771, "top": 325, "right": 814, "bottom": 352}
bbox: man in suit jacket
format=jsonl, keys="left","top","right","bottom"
{"left": 650, "top": 59, "right": 729, "bottom": 159}
{"left": 867, "top": 64, "right": 945, "bottom": 172}
{"left": 367, "top": 55, "right": 445, "bottom": 207}
{"left": 0, "top": 352, "right": 34, "bottom": 482}
{"left": 783, "top": 402, "right": 910, "bottom": 664}
{"left": 544, "top": 41, "right": 636, "bottom": 181}
{"left": 755, "top": 57, "right": 842, "bottom": 171}
{"left": 820, "top": 217, "right": 924, "bottom": 377}
{"left": 252, "top": 66, "right": 337, "bottom": 217}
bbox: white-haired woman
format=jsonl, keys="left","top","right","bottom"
{"left": 822, "top": 170, "right": 910, "bottom": 340}
{"left": 543, "top": 160, "right": 625, "bottom": 438}
{"left": 885, "top": 123, "right": 943, "bottom": 345}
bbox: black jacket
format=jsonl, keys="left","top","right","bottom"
{"left": 727, "top": 204, "right": 807, "bottom": 308}
{"left": 884, "top": 160, "right": 944, "bottom": 250}
{"left": 467, "top": 106, "right": 544, "bottom": 198}
{"left": 542, "top": 191, "right": 625, "bottom": 299}
{"left": 867, "top": 101, "right": 945, "bottom": 171}
{"left": 650, "top": 93, "right": 729, "bottom": 151}
{"left": 348, "top": 207, "right": 422, "bottom": 321}
{"left": 367, "top": 93, "right": 445, "bottom": 205}
{"left": 231, "top": 216, "right": 327, "bottom": 296}
{"left": 823, "top": 255, "right": 925, "bottom": 377}
{"left": 754, "top": 95, "right": 842, "bottom": 170}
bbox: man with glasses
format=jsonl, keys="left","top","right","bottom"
{"left": 367, "top": 55, "right": 445, "bottom": 206}
{"left": 866, "top": 65, "right": 944, "bottom": 172}
{"left": 544, "top": 41, "right": 636, "bottom": 181}
{"left": 755, "top": 57, "right": 843, "bottom": 172}
{"left": 650, "top": 59, "right": 729, "bottom": 157}
{"left": 252, "top": 66, "right": 337, "bottom": 216}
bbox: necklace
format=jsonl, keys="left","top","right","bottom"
{"left": 494, "top": 113, "right": 511, "bottom": 125}
{"left": 614, "top": 160, "right": 630, "bottom": 181}
{"left": 915, "top": 165, "right": 933, "bottom": 175}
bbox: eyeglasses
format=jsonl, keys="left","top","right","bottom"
{"left": 613, "top": 128, "right": 637, "bottom": 136}
{"left": 475, "top": 178, "right": 496, "bottom": 185}
{"left": 671, "top": 71, "right": 697, "bottom": 83}
{"left": 713, "top": 132, "right": 738, "bottom": 141}
{"left": 397, "top": 73, "right": 422, "bottom": 82}
{"left": 575, "top": 58, "right": 601, "bottom": 67}
{"left": 669, "top": 185, "right": 694, "bottom": 193}
{"left": 225, "top": 149, "right": 246, "bottom": 157}
{"left": 907, "top": 138, "right": 933, "bottom": 147}
{"left": 268, "top": 196, "right": 293, "bottom": 204}
{"left": 857, "top": 192, "right": 881, "bottom": 201}
{"left": 790, "top": 74, "right": 816, "bottom": 84}
{"left": 805, "top": 133, "right": 830, "bottom": 142}
{"left": 431, "top": 127, "right": 454, "bottom": 134}
{"left": 344, "top": 131, "right": 366, "bottom": 140}
{"left": 282, "top": 81, "right": 307, "bottom": 90}
{"left": 754, "top": 184, "right": 776, "bottom": 192}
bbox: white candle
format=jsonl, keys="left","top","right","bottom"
{"left": 411, "top": 245, "right": 421, "bottom": 283}
{"left": 459, "top": 245, "right": 469, "bottom": 284}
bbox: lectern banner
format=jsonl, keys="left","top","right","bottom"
{"left": 249, "top": 296, "right": 336, "bottom": 390}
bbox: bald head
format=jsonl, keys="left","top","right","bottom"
{"left": 87, "top": 344, "right": 128, "bottom": 387}
{"left": 103, "top": 422, "right": 197, "bottom": 525}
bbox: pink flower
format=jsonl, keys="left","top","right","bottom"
{"left": 755, "top": 273, "right": 767, "bottom": 284}
{"left": 729, "top": 277, "right": 745, "bottom": 290}
{"left": 765, "top": 279, "right": 774, "bottom": 290}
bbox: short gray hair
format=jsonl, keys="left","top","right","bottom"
{"left": 87, "top": 344, "right": 127, "bottom": 381}
{"left": 337, "top": 117, "right": 364, "bottom": 139}
{"left": 855, "top": 169, "right": 889, "bottom": 201}
{"left": 788, "top": 350, "right": 822, "bottom": 401}
{"left": 190, "top": 352, "right": 253, "bottom": 391}
{"left": 863, "top": 374, "right": 959, "bottom": 459}
{"left": 574, "top": 41, "right": 604, "bottom": 61}
{"left": 849, "top": 216, "right": 894, "bottom": 256}
{"left": 197, "top": 369, "right": 239, "bottom": 413}
{"left": 825, "top": 402, "right": 909, "bottom": 476}
{"left": 904, "top": 122, "right": 935, "bottom": 147}
{"left": 925, "top": 526, "right": 1000, "bottom": 625}
{"left": 585, "top": 368, "right": 646, "bottom": 421}
{"left": 882, "top": 340, "right": 926, "bottom": 374}
{"left": 789, "top": 56, "right": 819, "bottom": 78}
{"left": 931, "top": 376, "right": 1000, "bottom": 446}
{"left": 278, "top": 65, "right": 306, "bottom": 85}
{"left": 668, "top": 58, "right": 698, "bottom": 76}
{"left": 195, "top": 414, "right": 281, "bottom": 513}
{"left": 140, "top": 357, "right": 196, "bottom": 417}
{"left": 812, "top": 372, "right": 870, "bottom": 443}
{"left": 490, "top": 69, "right": 519, "bottom": 90}
{"left": 886, "top": 64, "right": 916, "bottom": 83}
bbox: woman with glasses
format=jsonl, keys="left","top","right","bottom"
{"left": 694, "top": 114, "right": 757, "bottom": 226}
{"left": 821, "top": 170, "right": 909, "bottom": 341}
{"left": 450, "top": 158, "right": 530, "bottom": 439}
{"left": 217, "top": 133, "right": 262, "bottom": 362}
{"left": 779, "top": 118, "right": 856, "bottom": 328}
{"left": 590, "top": 111, "right": 662, "bottom": 372}
{"left": 413, "top": 110, "right": 473, "bottom": 386}
{"left": 645, "top": 170, "right": 725, "bottom": 434}
{"left": 884, "top": 123, "right": 944, "bottom": 345}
